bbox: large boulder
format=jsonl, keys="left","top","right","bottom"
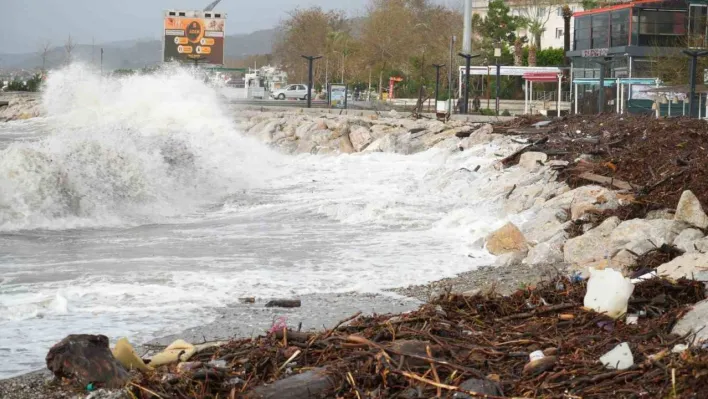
{"left": 518, "top": 152, "right": 548, "bottom": 172}
{"left": 675, "top": 190, "right": 708, "bottom": 229}
{"left": 46, "top": 335, "right": 130, "bottom": 389}
{"left": 673, "top": 300, "right": 708, "bottom": 344}
{"left": 486, "top": 222, "right": 528, "bottom": 255}
{"left": 349, "top": 126, "right": 373, "bottom": 152}
{"left": 538, "top": 185, "right": 621, "bottom": 222}
{"left": 564, "top": 217, "right": 621, "bottom": 267}
{"left": 674, "top": 228, "right": 705, "bottom": 253}
{"left": 657, "top": 253, "right": 708, "bottom": 280}
{"left": 610, "top": 219, "right": 687, "bottom": 251}
{"left": 524, "top": 231, "right": 567, "bottom": 266}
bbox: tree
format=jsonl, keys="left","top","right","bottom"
{"left": 478, "top": 0, "right": 523, "bottom": 48}
{"left": 581, "top": 0, "right": 599, "bottom": 10}
{"left": 562, "top": 5, "right": 572, "bottom": 65}
{"left": 38, "top": 40, "right": 51, "bottom": 71}
{"left": 64, "top": 35, "right": 76, "bottom": 65}
{"left": 514, "top": 0, "right": 563, "bottom": 50}
{"left": 273, "top": 7, "right": 347, "bottom": 84}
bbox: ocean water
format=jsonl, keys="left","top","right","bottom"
{"left": 0, "top": 64, "right": 512, "bottom": 378}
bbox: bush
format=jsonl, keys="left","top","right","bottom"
{"left": 480, "top": 108, "right": 497, "bottom": 116}
{"left": 502, "top": 109, "right": 511, "bottom": 116}
{"left": 6, "top": 74, "right": 42, "bottom": 92}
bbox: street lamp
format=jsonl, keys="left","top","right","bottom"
{"left": 301, "top": 55, "right": 322, "bottom": 109}
{"left": 458, "top": 52, "right": 481, "bottom": 114}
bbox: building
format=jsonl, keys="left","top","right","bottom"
{"left": 566, "top": 0, "right": 708, "bottom": 115}
{"left": 471, "top": 1, "right": 584, "bottom": 49}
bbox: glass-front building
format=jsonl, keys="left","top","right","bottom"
{"left": 567, "top": 0, "right": 708, "bottom": 114}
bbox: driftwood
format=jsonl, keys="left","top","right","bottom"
{"left": 500, "top": 136, "right": 549, "bottom": 167}
{"left": 578, "top": 172, "right": 633, "bottom": 191}
{"left": 244, "top": 367, "right": 338, "bottom": 399}
{"left": 265, "top": 299, "right": 302, "bottom": 308}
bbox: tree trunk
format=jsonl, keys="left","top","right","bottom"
{"left": 528, "top": 45, "right": 537, "bottom": 67}
{"left": 535, "top": 32, "right": 542, "bottom": 51}
{"left": 514, "top": 39, "right": 523, "bottom": 67}
{"left": 563, "top": 5, "right": 573, "bottom": 66}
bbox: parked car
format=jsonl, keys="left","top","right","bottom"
{"left": 271, "top": 84, "right": 314, "bottom": 100}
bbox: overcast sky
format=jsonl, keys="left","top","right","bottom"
{"left": 0, "top": 0, "right": 368, "bottom": 54}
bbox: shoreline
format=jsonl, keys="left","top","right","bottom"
{"left": 0, "top": 260, "right": 565, "bottom": 398}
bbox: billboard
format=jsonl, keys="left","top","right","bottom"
{"left": 163, "top": 10, "right": 226, "bottom": 65}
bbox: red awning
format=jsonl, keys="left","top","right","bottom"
{"left": 523, "top": 72, "right": 561, "bottom": 83}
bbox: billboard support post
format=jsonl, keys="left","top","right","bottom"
{"left": 302, "top": 55, "right": 322, "bottom": 109}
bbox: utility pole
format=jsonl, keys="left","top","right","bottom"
{"left": 494, "top": 45, "right": 501, "bottom": 115}
{"left": 458, "top": 53, "right": 480, "bottom": 114}
{"left": 367, "top": 67, "right": 372, "bottom": 102}
{"left": 448, "top": 36, "right": 455, "bottom": 117}
{"left": 302, "top": 55, "right": 322, "bottom": 109}
{"left": 683, "top": 50, "right": 708, "bottom": 118}
{"left": 462, "top": 0, "right": 472, "bottom": 54}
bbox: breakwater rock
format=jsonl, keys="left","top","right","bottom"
{"left": 0, "top": 93, "right": 43, "bottom": 122}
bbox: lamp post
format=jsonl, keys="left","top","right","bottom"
{"left": 458, "top": 52, "right": 480, "bottom": 114}
{"left": 432, "top": 63, "right": 445, "bottom": 106}
{"left": 683, "top": 50, "right": 708, "bottom": 118}
{"left": 301, "top": 55, "right": 322, "bottom": 109}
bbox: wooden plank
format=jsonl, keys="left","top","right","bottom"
{"left": 578, "top": 172, "right": 634, "bottom": 191}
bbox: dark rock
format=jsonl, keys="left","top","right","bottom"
{"left": 265, "top": 299, "right": 302, "bottom": 308}
{"left": 45, "top": 334, "right": 129, "bottom": 389}
{"left": 453, "top": 378, "right": 504, "bottom": 398}
{"left": 244, "top": 367, "right": 338, "bottom": 399}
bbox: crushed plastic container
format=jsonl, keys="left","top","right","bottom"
{"left": 584, "top": 267, "right": 635, "bottom": 319}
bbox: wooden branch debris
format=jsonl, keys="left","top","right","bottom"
{"left": 577, "top": 172, "right": 634, "bottom": 191}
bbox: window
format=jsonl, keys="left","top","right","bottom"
{"left": 556, "top": 28, "right": 564, "bottom": 39}
{"left": 591, "top": 12, "right": 609, "bottom": 48}
{"left": 557, "top": 7, "right": 563, "bottom": 16}
{"left": 574, "top": 15, "right": 592, "bottom": 50}
{"left": 610, "top": 9, "right": 630, "bottom": 47}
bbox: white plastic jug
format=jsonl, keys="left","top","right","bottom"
{"left": 584, "top": 267, "right": 635, "bottom": 319}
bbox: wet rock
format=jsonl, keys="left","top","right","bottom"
{"left": 657, "top": 253, "right": 708, "bottom": 280}
{"left": 46, "top": 334, "right": 129, "bottom": 389}
{"left": 564, "top": 217, "right": 620, "bottom": 267}
{"left": 674, "top": 228, "right": 705, "bottom": 253}
{"left": 265, "top": 299, "right": 301, "bottom": 308}
{"left": 244, "top": 367, "right": 337, "bottom": 399}
{"left": 518, "top": 152, "right": 548, "bottom": 171}
{"left": 485, "top": 222, "right": 528, "bottom": 256}
{"left": 673, "top": 299, "right": 708, "bottom": 344}
{"left": 675, "top": 190, "right": 708, "bottom": 229}
{"left": 611, "top": 249, "right": 639, "bottom": 270}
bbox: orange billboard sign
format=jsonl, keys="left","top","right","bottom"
{"left": 163, "top": 11, "right": 226, "bottom": 65}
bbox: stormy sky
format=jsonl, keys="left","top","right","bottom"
{"left": 0, "top": 0, "right": 367, "bottom": 54}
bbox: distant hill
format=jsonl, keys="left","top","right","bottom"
{"left": 0, "top": 28, "right": 276, "bottom": 71}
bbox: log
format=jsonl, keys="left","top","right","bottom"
{"left": 265, "top": 299, "right": 302, "bottom": 308}
{"left": 244, "top": 368, "right": 338, "bottom": 399}
{"left": 577, "top": 172, "right": 633, "bottom": 191}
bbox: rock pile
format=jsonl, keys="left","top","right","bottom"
{"left": 0, "top": 93, "right": 42, "bottom": 122}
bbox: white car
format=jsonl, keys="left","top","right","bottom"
{"left": 271, "top": 84, "right": 314, "bottom": 100}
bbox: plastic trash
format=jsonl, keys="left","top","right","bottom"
{"left": 584, "top": 267, "right": 635, "bottom": 319}
{"left": 600, "top": 342, "right": 634, "bottom": 370}
{"left": 112, "top": 338, "right": 152, "bottom": 372}
{"left": 149, "top": 339, "right": 197, "bottom": 367}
